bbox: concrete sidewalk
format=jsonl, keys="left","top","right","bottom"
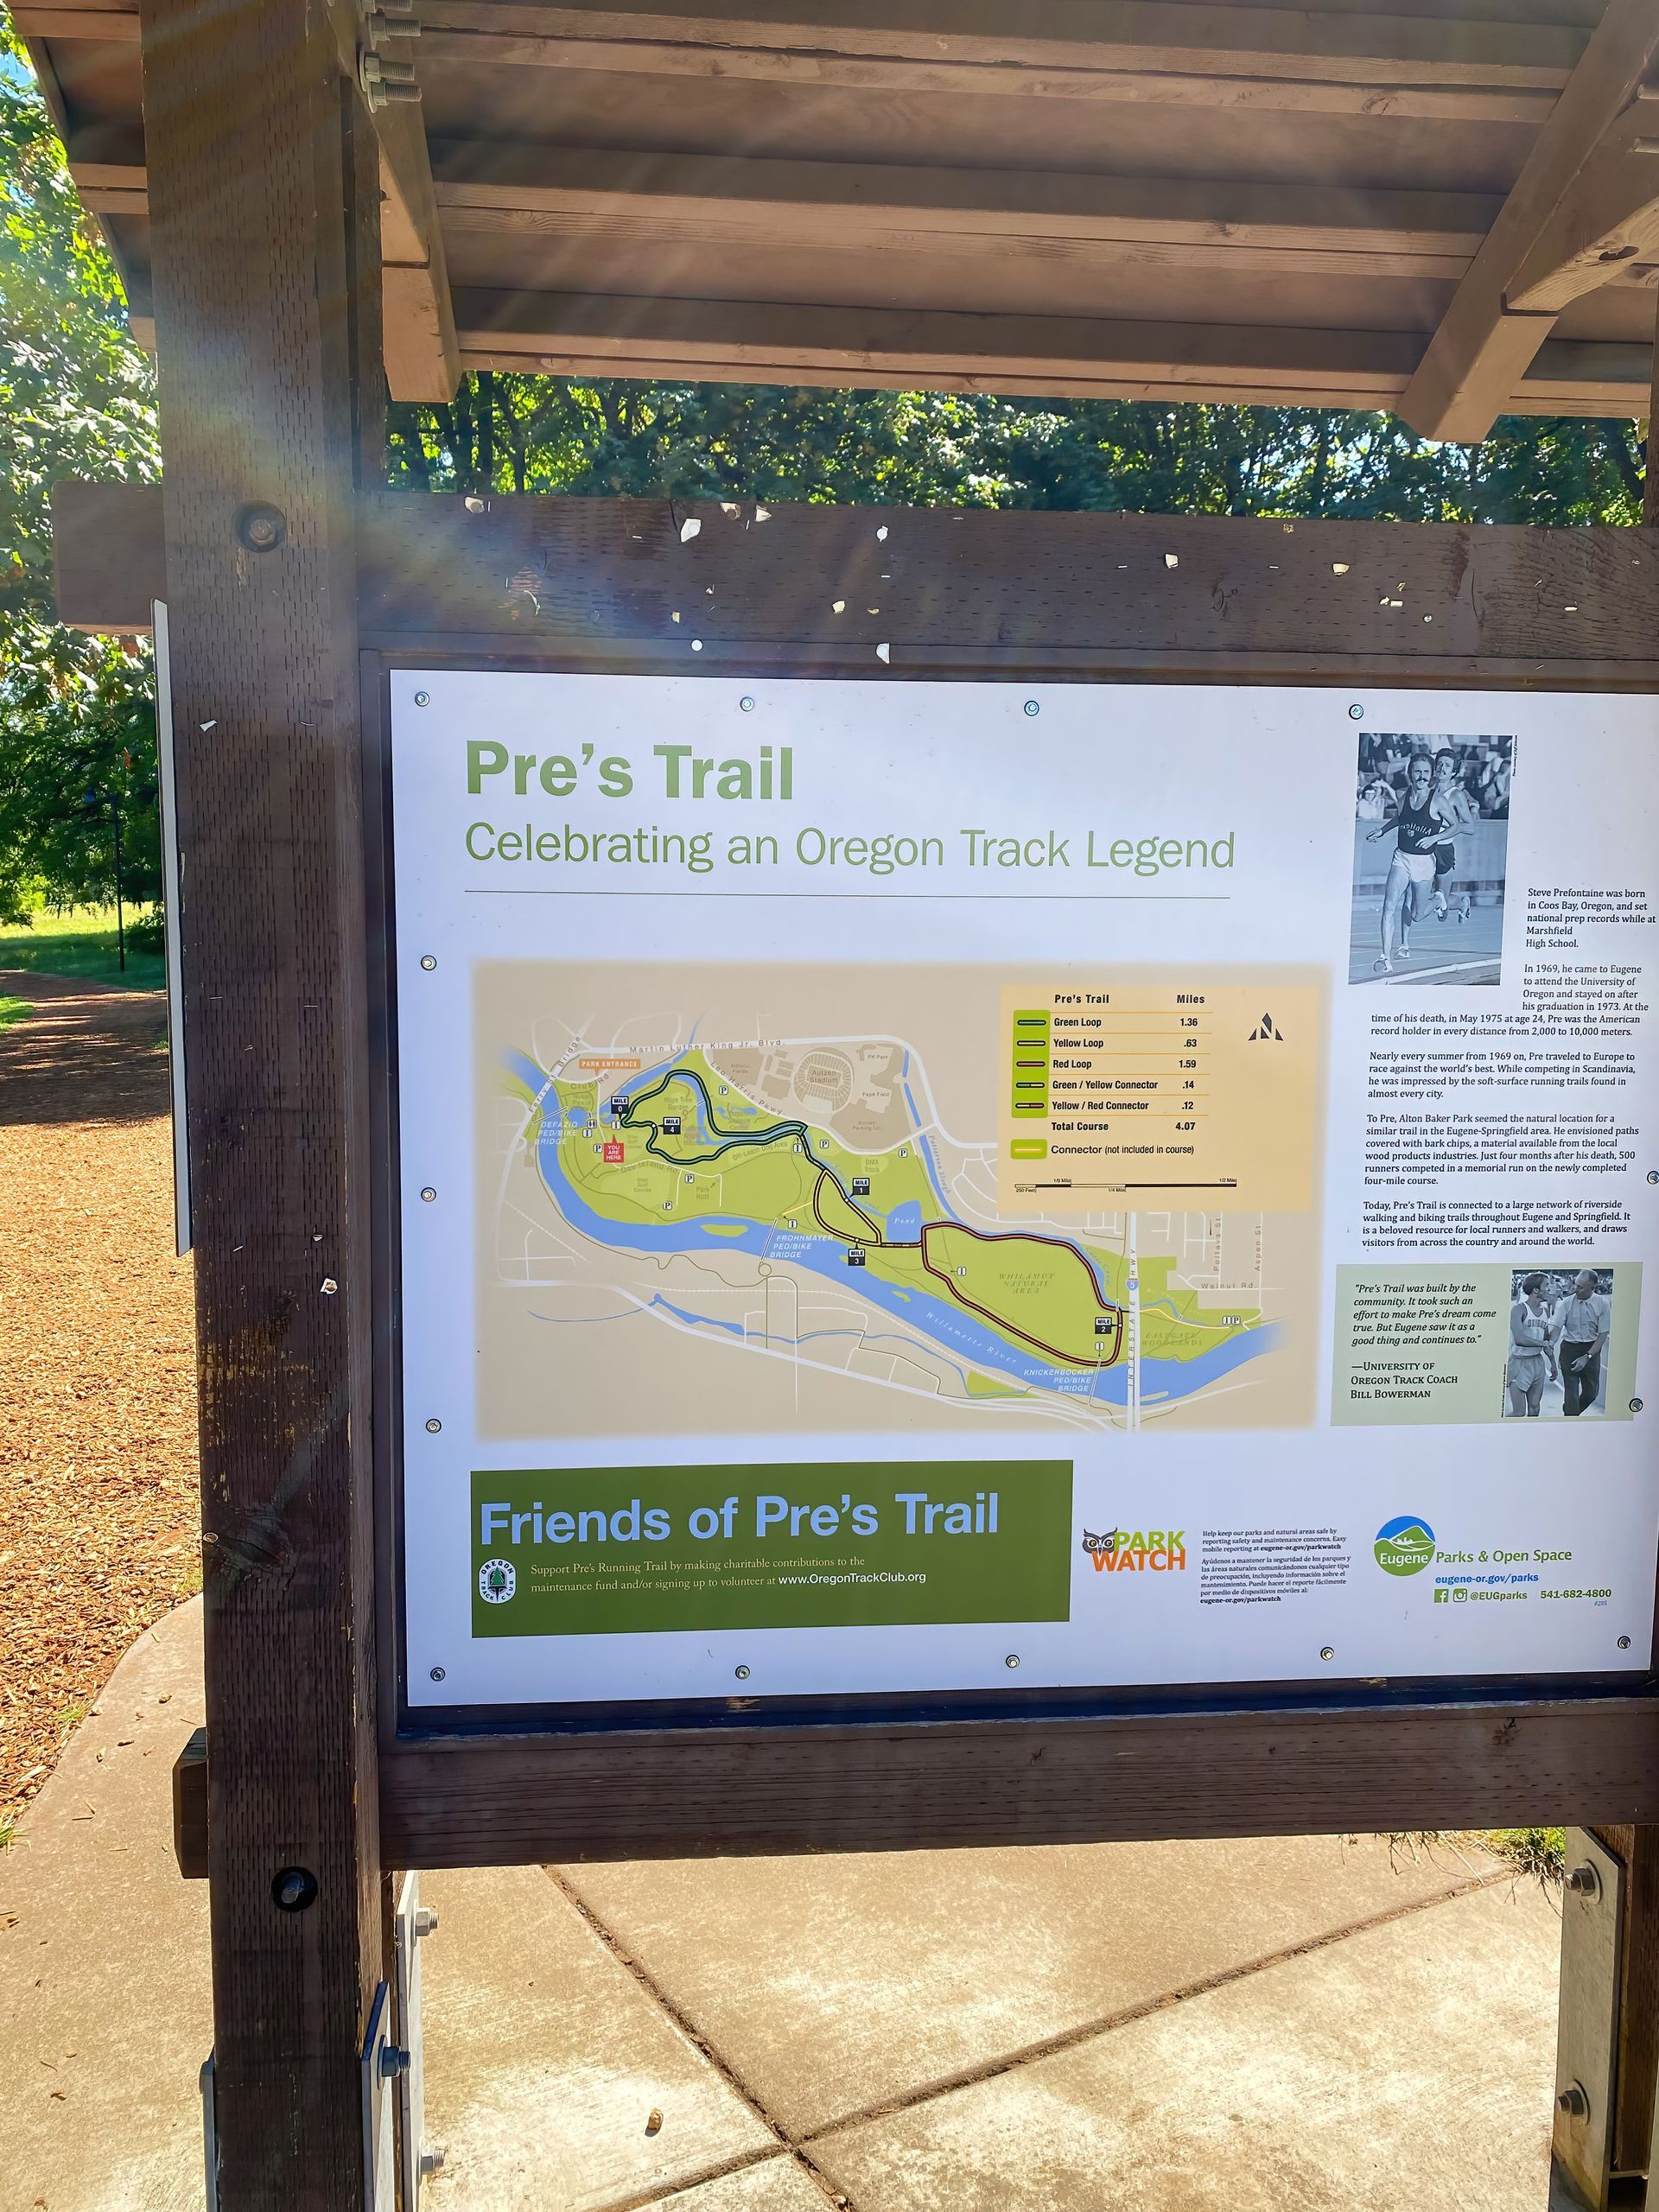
{"left": 1, "top": 1602, "right": 1562, "bottom": 2212}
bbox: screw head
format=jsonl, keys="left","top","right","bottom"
{"left": 271, "top": 1866, "right": 318, "bottom": 1913}
{"left": 1567, "top": 1863, "right": 1601, "bottom": 1899}
{"left": 739, "top": 696, "right": 755, "bottom": 712}
{"left": 734, "top": 1664, "right": 751, "bottom": 1680}
{"left": 413, "top": 690, "right": 430, "bottom": 707}
{"left": 429, "top": 1666, "right": 446, "bottom": 1682}
{"left": 420, "top": 954, "right": 437, "bottom": 971}
{"left": 421, "top": 1186, "right": 436, "bottom": 1203}
{"left": 1023, "top": 700, "right": 1040, "bottom": 717}
{"left": 1559, "top": 2082, "right": 1591, "bottom": 2120}
{"left": 1649, "top": 1171, "right": 1658, "bottom": 1185}
{"left": 1619, "top": 1636, "right": 1633, "bottom": 1649}
{"left": 236, "top": 502, "right": 287, "bottom": 553}
{"left": 1348, "top": 703, "right": 1364, "bottom": 721}
{"left": 1632, "top": 1399, "right": 1644, "bottom": 1414}
{"left": 1319, "top": 1646, "right": 1336, "bottom": 1662}
{"left": 320, "top": 1277, "right": 339, "bottom": 1296}
{"left": 379, "top": 2044, "right": 411, "bottom": 2081}
{"left": 425, "top": 1417, "right": 441, "bottom": 1433}
{"left": 1005, "top": 1654, "right": 1020, "bottom": 1669}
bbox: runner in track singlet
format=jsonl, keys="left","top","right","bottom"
{"left": 1427, "top": 748, "right": 1476, "bottom": 925}
{"left": 1365, "top": 753, "right": 1439, "bottom": 974}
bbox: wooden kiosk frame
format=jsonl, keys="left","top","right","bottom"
{"left": 37, "top": 0, "right": 1659, "bottom": 2205}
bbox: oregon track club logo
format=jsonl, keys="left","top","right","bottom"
{"left": 478, "top": 1558, "right": 517, "bottom": 1604}
{"left": 1374, "top": 1517, "right": 1435, "bottom": 1577}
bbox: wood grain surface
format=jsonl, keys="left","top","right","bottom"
{"left": 356, "top": 492, "right": 1659, "bottom": 688}
{"left": 139, "top": 1, "right": 385, "bottom": 2202}
{"left": 381, "top": 1694, "right": 1659, "bottom": 1868}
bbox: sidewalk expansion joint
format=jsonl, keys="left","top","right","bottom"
{"left": 543, "top": 1866, "right": 860, "bottom": 2212}
{"left": 802, "top": 1859, "right": 1522, "bottom": 2144}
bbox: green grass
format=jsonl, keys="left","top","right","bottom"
{"left": 0, "top": 994, "right": 29, "bottom": 1028}
{"left": 0, "top": 905, "right": 165, "bottom": 991}
{"left": 1485, "top": 1827, "right": 1565, "bottom": 1882}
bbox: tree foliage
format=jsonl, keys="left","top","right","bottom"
{"left": 0, "top": 24, "right": 159, "bottom": 924}
{"left": 389, "top": 374, "right": 1648, "bottom": 526}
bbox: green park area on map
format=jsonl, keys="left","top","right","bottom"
{"left": 518, "top": 1046, "right": 1255, "bottom": 1382}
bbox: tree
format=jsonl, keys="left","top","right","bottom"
{"left": 0, "top": 23, "right": 160, "bottom": 925}
{"left": 389, "top": 376, "right": 1647, "bottom": 526}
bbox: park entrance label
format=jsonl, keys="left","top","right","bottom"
{"left": 391, "top": 670, "right": 1659, "bottom": 1712}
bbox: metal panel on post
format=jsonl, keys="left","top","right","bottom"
{"left": 1555, "top": 1828, "right": 1627, "bottom": 2209}
{"left": 137, "top": 1, "right": 385, "bottom": 2204}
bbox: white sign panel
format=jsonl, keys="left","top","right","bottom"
{"left": 391, "top": 671, "right": 1659, "bottom": 1708}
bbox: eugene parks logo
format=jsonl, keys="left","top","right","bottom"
{"left": 1082, "top": 1525, "right": 1185, "bottom": 1575}
{"left": 1374, "top": 1516, "right": 1435, "bottom": 1578}
{"left": 478, "top": 1558, "right": 517, "bottom": 1604}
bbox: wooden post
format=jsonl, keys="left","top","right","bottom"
{"left": 1583, "top": 1826, "right": 1659, "bottom": 2188}
{"left": 137, "top": 3, "right": 384, "bottom": 2204}
{"left": 1646, "top": 285, "right": 1659, "bottom": 528}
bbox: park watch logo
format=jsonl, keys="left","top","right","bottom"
{"left": 1082, "top": 1526, "right": 1186, "bottom": 1575}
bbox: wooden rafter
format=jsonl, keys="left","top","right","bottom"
{"left": 1508, "top": 99, "right": 1659, "bottom": 312}
{"left": 1397, "top": 0, "right": 1659, "bottom": 442}
{"left": 453, "top": 287, "right": 1423, "bottom": 404}
{"left": 16, "top": 0, "right": 1656, "bottom": 422}
{"left": 373, "top": 104, "right": 463, "bottom": 405}
{"left": 420, "top": 0, "right": 1584, "bottom": 120}
{"left": 430, "top": 143, "right": 1498, "bottom": 281}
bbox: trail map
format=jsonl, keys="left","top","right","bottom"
{"left": 480, "top": 964, "right": 1313, "bottom": 1437}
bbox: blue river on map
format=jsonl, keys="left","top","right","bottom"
{"left": 504, "top": 1049, "right": 1274, "bottom": 1406}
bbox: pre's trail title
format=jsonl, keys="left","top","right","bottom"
{"left": 462, "top": 739, "right": 1235, "bottom": 879}
{"left": 468, "top": 738, "right": 793, "bottom": 801}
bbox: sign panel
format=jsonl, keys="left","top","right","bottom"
{"left": 391, "top": 673, "right": 1659, "bottom": 1709}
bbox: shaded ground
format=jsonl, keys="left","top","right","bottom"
{"left": 0, "top": 971, "right": 198, "bottom": 1827}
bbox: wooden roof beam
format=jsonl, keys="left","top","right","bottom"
{"left": 431, "top": 143, "right": 1498, "bottom": 279}
{"left": 452, "top": 285, "right": 1422, "bottom": 407}
{"left": 421, "top": 0, "right": 1582, "bottom": 124}
{"left": 1396, "top": 0, "right": 1659, "bottom": 442}
{"left": 449, "top": 291, "right": 1656, "bottom": 416}
{"left": 318, "top": 1, "right": 459, "bottom": 404}
{"left": 370, "top": 104, "right": 463, "bottom": 405}
{"left": 1507, "top": 103, "right": 1659, "bottom": 311}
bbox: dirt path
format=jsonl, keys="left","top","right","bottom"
{"left": 0, "top": 972, "right": 198, "bottom": 1826}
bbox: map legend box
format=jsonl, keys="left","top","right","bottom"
{"left": 997, "top": 979, "right": 1320, "bottom": 1214}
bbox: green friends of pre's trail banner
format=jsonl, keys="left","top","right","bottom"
{"left": 471, "top": 1460, "right": 1073, "bottom": 1637}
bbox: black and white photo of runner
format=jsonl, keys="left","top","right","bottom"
{"left": 1351, "top": 733, "right": 1511, "bottom": 985}
{"left": 1502, "top": 1266, "right": 1613, "bottom": 1420}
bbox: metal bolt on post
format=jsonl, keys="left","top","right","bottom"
{"left": 359, "top": 48, "right": 421, "bottom": 106}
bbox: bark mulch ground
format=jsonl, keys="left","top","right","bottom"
{"left": 1, "top": 971, "right": 198, "bottom": 1829}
